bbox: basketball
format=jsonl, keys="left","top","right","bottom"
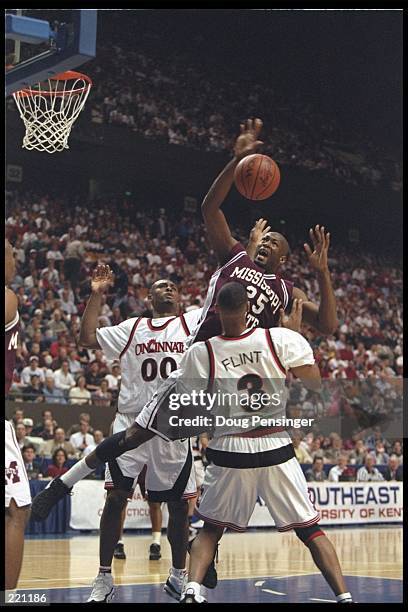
{"left": 234, "top": 154, "right": 280, "bottom": 200}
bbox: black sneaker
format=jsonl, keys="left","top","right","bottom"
{"left": 31, "top": 478, "right": 72, "bottom": 521}
{"left": 149, "top": 543, "right": 161, "bottom": 560}
{"left": 113, "top": 542, "right": 126, "bottom": 560}
{"left": 187, "top": 539, "right": 218, "bottom": 589}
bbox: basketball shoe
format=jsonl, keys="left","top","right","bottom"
{"left": 163, "top": 568, "right": 188, "bottom": 600}
{"left": 87, "top": 573, "right": 115, "bottom": 603}
{"left": 149, "top": 543, "right": 161, "bottom": 560}
{"left": 180, "top": 588, "right": 207, "bottom": 604}
{"left": 31, "top": 477, "right": 72, "bottom": 521}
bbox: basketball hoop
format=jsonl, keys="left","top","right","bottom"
{"left": 12, "top": 70, "right": 92, "bottom": 153}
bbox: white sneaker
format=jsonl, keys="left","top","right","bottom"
{"left": 87, "top": 572, "right": 115, "bottom": 603}
{"left": 163, "top": 569, "right": 187, "bottom": 601}
{"left": 180, "top": 588, "right": 208, "bottom": 603}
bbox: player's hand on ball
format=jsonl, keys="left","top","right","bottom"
{"left": 234, "top": 118, "right": 264, "bottom": 160}
{"left": 279, "top": 298, "right": 303, "bottom": 332}
{"left": 91, "top": 264, "right": 114, "bottom": 294}
{"left": 304, "top": 225, "right": 330, "bottom": 273}
{"left": 249, "top": 218, "right": 271, "bottom": 245}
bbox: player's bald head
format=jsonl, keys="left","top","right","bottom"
{"left": 268, "top": 232, "right": 290, "bottom": 257}
{"left": 216, "top": 282, "right": 248, "bottom": 312}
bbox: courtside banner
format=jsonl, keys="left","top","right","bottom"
{"left": 69, "top": 480, "right": 169, "bottom": 530}
{"left": 249, "top": 481, "right": 402, "bottom": 527}
{"left": 70, "top": 480, "right": 402, "bottom": 530}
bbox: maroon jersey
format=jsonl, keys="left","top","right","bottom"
{"left": 5, "top": 312, "right": 19, "bottom": 395}
{"left": 192, "top": 243, "right": 293, "bottom": 342}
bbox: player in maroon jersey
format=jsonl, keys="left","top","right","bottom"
{"left": 5, "top": 238, "right": 31, "bottom": 592}
{"left": 193, "top": 117, "right": 337, "bottom": 342}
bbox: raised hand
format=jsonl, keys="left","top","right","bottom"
{"left": 91, "top": 264, "right": 114, "bottom": 294}
{"left": 234, "top": 118, "right": 264, "bottom": 160}
{"left": 249, "top": 218, "right": 271, "bottom": 244}
{"left": 279, "top": 298, "right": 303, "bottom": 333}
{"left": 304, "top": 225, "right": 330, "bottom": 274}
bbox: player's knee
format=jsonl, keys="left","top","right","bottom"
{"left": 168, "top": 499, "right": 188, "bottom": 518}
{"left": 295, "top": 524, "right": 325, "bottom": 546}
{"left": 105, "top": 489, "right": 129, "bottom": 512}
{"left": 124, "top": 423, "right": 145, "bottom": 448}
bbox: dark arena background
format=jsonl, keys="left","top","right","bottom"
{"left": 4, "top": 8, "right": 403, "bottom": 605}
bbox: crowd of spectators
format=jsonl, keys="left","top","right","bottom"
{"left": 6, "top": 36, "right": 401, "bottom": 191}
{"left": 5, "top": 187, "right": 403, "bottom": 480}
{"left": 72, "top": 41, "right": 399, "bottom": 192}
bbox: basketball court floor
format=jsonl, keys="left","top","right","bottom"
{"left": 18, "top": 526, "right": 402, "bottom": 603}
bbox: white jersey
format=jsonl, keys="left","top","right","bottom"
{"left": 170, "top": 326, "right": 315, "bottom": 452}
{"left": 96, "top": 309, "right": 203, "bottom": 415}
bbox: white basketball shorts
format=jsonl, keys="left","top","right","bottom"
{"left": 5, "top": 420, "right": 31, "bottom": 508}
{"left": 195, "top": 455, "right": 320, "bottom": 532}
{"left": 105, "top": 412, "right": 197, "bottom": 502}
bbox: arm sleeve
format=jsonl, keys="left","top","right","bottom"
{"left": 96, "top": 319, "right": 135, "bottom": 360}
{"left": 269, "top": 328, "right": 315, "bottom": 370}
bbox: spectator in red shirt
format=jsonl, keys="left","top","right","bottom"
{"left": 46, "top": 448, "right": 70, "bottom": 478}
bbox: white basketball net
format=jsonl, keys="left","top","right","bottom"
{"left": 12, "top": 71, "right": 92, "bottom": 154}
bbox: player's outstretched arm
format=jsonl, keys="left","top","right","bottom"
{"left": 79, "top": 264, "right": 114, "bottom": 349}
{"left": 202, "top": 118, "right": 264, "bottom": 265}
{"left": 293, "top": 225, "right": 338, "bottom": 335}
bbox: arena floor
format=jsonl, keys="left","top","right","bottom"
{"left": 18, "top": 526, "right": 402, "bottom": 603}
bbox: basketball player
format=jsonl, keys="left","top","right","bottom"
{"left": 31, "top": 118, "right": 338, "bottom": 553}
{"left": 179, "top": 282, "right": 352, "bottom": 603}
{"left": 190, "top": 117, "right": 338, "bottom": 343}
{"left": 5, "top": 239, "right": 31, "bottom": 593}
{"left": 39, "top": 265, "right": 204, "bottom": 602}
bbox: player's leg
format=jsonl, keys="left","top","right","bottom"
{"left": 259, "top": 457, "right": 353, "bottom": 603}
{"left": 5, "top": 420, "right": 32, "bottom": 592}
{"left": 296, "top": 527, "right": 350, "bottom": 601}
{"left": 5, "top": 500, "right": 31, "bottom": 590}
{"left": 164, "top": 500, "right": 190, "bottom": 599}
{"left": 148, "top": 501, "right": 163, "bottom": 560}
{"left": 183, "top": 521, "right": 224, "bottom": 603}
{"left": 87, "top": 488, "right": 129, "bottom": 603}
{"left": 182, "top": 464, "right": 256, "bottom": 603}
{"left": 113, "top": 504, "right": 127, "bottom": 560}
{"left": 167, "top": 499, "right": 189, "bottom": 568}
{"left": 31, "top": 423, "right": 154, "bottom": 521}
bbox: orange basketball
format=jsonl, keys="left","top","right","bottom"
{"left": 234, "top": 154, "right": 280, "bottom": 200}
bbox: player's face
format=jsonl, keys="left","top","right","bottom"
{"left": 254, "top": 232, "right": 287, "bottom": 271}
{"left": 5, "top": 239, "right": 16, "bottom": 285}
{"left": 150, "top": 280, "right": 180, "bottom": 309}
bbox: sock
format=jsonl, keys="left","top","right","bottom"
{"left": 99, "top": 566, "right": 111, "bottom": 574}
{"left": 152, "top": 531, "right": 161, "bottom": 545}
{"left": 184, "top": 581, "right": 201, "bottom": 598}
{"left": 171, "top": 566, "right": 187, "bottom": 578}
{"left": 60, "top": 457, "right": 94, "bottom": 488}
{"left": 336, "top": 592, "right": 352, "bottom": 603}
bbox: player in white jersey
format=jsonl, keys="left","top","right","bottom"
{"left": 176, "top": 282, "right": 352, "bottom": 603}
{"left": 5, "top": 239, "right": 31, "bottom": 596}
{"left": 33, "top": 265, "right": 202, "bottom": 602}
